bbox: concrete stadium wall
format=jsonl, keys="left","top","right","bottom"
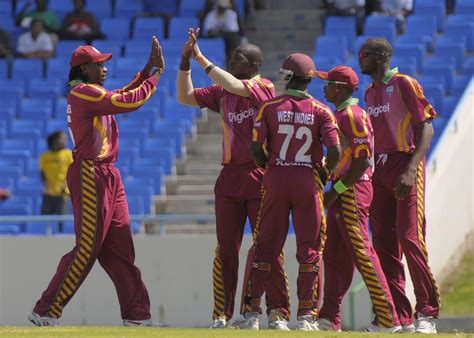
{"left": 0, "top": 236, "right": 372, "bottom": 328}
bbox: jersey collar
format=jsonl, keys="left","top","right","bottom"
{"left": 285, "top": 88, "right": 312, "bottom": 98}
{"left": 251, "top": 74, "right": 261, "bottom": 80}
{"left": 336, "top": 97, "right": 359, "bottom": 111}
{"left": 382, "top": 67, "right": 398, "bottom": 84}
{"left": 68, "top": 79, "right": 85, "bottom": 87}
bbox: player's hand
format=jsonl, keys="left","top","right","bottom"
{"left": 182, "top": 32, "right": 194, "bottom": 60}
{"left": 154, "top": 37, "right": 165, "bottom": 72}
{"left": 188, "top": 27, "right": 202, "bottom": 58}
{"left": 143, "top": 36, "right": 159, "bottom": 75}
{"left": 316, "top": 166, "right": 329, "bottom": 186}
{"left": 394, "top": 167, "right": 416, "bottom": 199}
{"left": 323, "top": 189, "right": 338, "bottom": 209}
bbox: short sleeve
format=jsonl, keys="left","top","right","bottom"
{"left": 39, "top": 33, "right": 54, "bottom": 52}
{"left": 252, "top": 102, "right": 268, "bottom": 144}
{"left": 242, "top": 78, "right": 275, "bottom": 108}
{"left": 314, "top": 102, "right": 339, "bottom": 148}
{"left": 399, "top": 76, "right": 437, "bottom": 126}
{"left": 193, "top": 85, "right": 223, "bottom": 112}
{"left": 345, "top": 107, "right": 372, "bottom": 158}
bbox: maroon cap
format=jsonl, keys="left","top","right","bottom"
{"left": 316, "top": 66, "right": 359, "bottom": 90}
{"left": 70, "top": 45, "right": 112, "bottom": 67}
{"left": 280, "top": 53, "right": 317, "bottom": 78}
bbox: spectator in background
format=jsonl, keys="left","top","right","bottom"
{"left": 16, "top": 0, "right": 59, "bottom": 34}
{"left": 326, "top": 0, "right": 366, "bottom": 35}
{"left": 39, "top": 131, "right": 73, "bottom": 232}
{"left": 0, "top": 189, "right": 11, "bottom": 200}
{"left": 59, "top": 0, "right": 103, "bottom": 44}
{"left": 203, "top": 0, "right": 243, "bottom": 59}
{"left": 141, "top": 0, "right": 178, "bottom": 38}
{"left": 374, "top": 0, "right": 412, "bottom": 34}
{"left": 17, "top": 19, "right": 54, "bottom": 59}
{"left": 0, "top": 28, "right": 13, "bottom": 59}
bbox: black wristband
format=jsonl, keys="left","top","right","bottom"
{"left": 179, "top": 58, "right": 191, "bottom": 71}
{"left": 205, "top": 64, "right": 215, "bottom": 74}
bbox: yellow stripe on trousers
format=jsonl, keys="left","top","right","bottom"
{"left": 212, "top": 246, "right": 225, "bottom": 319}
{"left": 340, "top": 187, "right": 395, "bottom": 328}
{"left": 415, "top": 163, "right": 441, "bottom": 307}
{"left": 47, "top": 160, "right": 97, "bottom": 318}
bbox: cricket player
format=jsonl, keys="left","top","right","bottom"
{"left": 28, "top": 38, "right": 164, "bottom": 326}
{"left": 315, "top": 66, "right": 401, "bottom": 332}
{"left": 359, "top": 38, "right": 439, "bottom": 334}
{"left": 240, "top": 53, "right": 342, "bottom": 331}
{"left": 177, "top": 28, "right": 290, "bottom": 329}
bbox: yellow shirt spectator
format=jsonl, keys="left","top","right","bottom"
{"left": 39, "top": 148, "right": 73, "bottom": 196}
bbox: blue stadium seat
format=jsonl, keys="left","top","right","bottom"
{"left": 325, "top": 16, "right": 357, "bottom": 52}
{"left": 115, "top": 57, "right": 147, "bottom": 76}
{"left": 55, "top": 97, "right": 68, "bottom": 118}
{"left": 127, "top": 194, "right": 145, "bottom": 215}
{"left": 45, "top": 119, "right": 68, "bottom": 135}
{"left": 117, "top": 118, "right": 151, "bottom": 135}
{"left": 465, "top": 57, "right": 474, "bottom": 76}
{"left": 8, "top": 119, "right": 45, "bottom": 137}
{"left": 86, "top": 0, "right": 113, "bottom": 18}
{"left": 422, "top": 83, "right": 444, "bottom": 111}
{"left": 0, "top": 166, "right": 22, "bottom": 182}
{"left": 100, "top": 18, "right": 131, "bottom": 42}
{"left": 28, "top": 78, "right": 62, "bottom": 99}
{"left": 363, "top": 16, "right": 397, "bottom": 44}
{"left": 180, "top": 0, "right": 205, "bottom": 17}
{"left": 124, "top": 41, "right": 152, "bottom": 58}
{"left": 435, "top": 41, "right": 466, "bottom": 72}
{"left": 391, "top": 55, "right": 418, "bottom": 74}
{"left": 394, "top": 43, "right": 425, "bottom": 73}
{"left": 163, "top": 100, "right": 196, "bottom": 124}
{"left": 141, "top": 146, "right": 175, "bottom": 176}
{"left": 0, "top": 97, "right": 18, "bottom": 121}
{"left": 452, "top": 75, "right": 471, "bottom": 97}
{"left": 55, "top": 41, "right": 85, "bottom": 58}
{"left": 445, "top": 19, "right": 474, "bottom": 52}
{"left": 46, "top": 58, "right": 69, "bottom": 82}
{"left": 0, "top": 1, "right": 12, "bottom": 17}
{"left": 129, "top": 166, "right": 165, "bottom": 196}
{"left": 396, "top": 34, "right": 432, "bottom": 52}
{"left": 133, "top": 17, "right": 165, "bottom": 40}
{"left": 455, "top": 0, "right": 474, "bottom": 15}
{"left": 15, "top": 177, "right": 43, "bottom": 203}
{"left": 0, "top": 177, "right": 15, "bottom": 191}
{"left": 0, "top": 79, "right": 24, "bottom": 101}
{"left": 12, "top": 59, "right": 43, "bottom": 80}
{"left": 441, "top": 95, "right": 459, "bottom": 118}
{"left": 315, "top": 35, "right": 348, "bottom": 63}
{"left": 169, "top": 17, "right": 200, "bottom": 40}
{"left": 48, "top": 0, "right": 73, "bottom": 17}
{"left": 123, "top": 178, "right": 154, "bottom": 213}
{"left": 199, "top": 38, "right": 226, "bottom": 64}
{"left": 413, "top": 2, "right": 446, "bottom": 32}
{"left": 19, "top": 98, "right": 53, "bottom": 120}
{"left": 0, "top": 59, "right": 9, "bottom": 78}
{"left": 406, "top": 15, "right": 437, "bottom": 46}
{"left": 151, "top": 127, "right": 185, "bottom": 158}
{"left": 114, "top": 0, "right": 143, "bottom": 18}
{"left": 423, "top": 64, "right": 454, "bottom": 94}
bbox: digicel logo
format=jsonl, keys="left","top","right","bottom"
{"left": 228, "top": 108, "right": 254, "bottom": 123}
{"left": 367, "top": 103, "right": 390, "bottom": 117}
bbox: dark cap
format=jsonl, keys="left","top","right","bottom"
{"left": 316, "top": 65, "right": 359, "bottom": 90}
{"left": 279, "top": 53, "right": 317, "bottom": 79}
{"left": 70, "top": 45, "right": 112, "bottom": 67}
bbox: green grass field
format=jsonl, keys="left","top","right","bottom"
{"left": 440, "top": 246, "right": 474, "bottom": 315}
{"left": 0, "top": 327, "right": 473, "bottom": 338}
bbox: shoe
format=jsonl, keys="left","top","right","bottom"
{"left": 415, "top": 314, "right": 437, "bottom": 334}
{"left": 232, "top": 312, "right": 259, "bottom": 330}
{"left": 296, "top": 315, "right": 320, "bottom": 331}
{"left": 268, "top": 310, "right": 290, "bottom": 331}
{"left": 123, "top": 319, "right": 166, "bottom": 327}
{"left": 318, "top": 317, "right": 341, "bottom": 332}
{"left": 28, "top": 312, "right": 60, "bottom": 327}
{"left": 210, "top": 316, "right": 227, "bottom": 329}
{"left": 361, "top": 324, "right": 402, "bottom": 332}
{"left": 402, "top": 323, "right": 416, "bottom": 333}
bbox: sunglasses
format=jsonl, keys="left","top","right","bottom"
{"left": 324, "top": 80, "right": 348, "bottom": 85}
{"left": 358, "top": 50, "right": 385, "bottom": 59}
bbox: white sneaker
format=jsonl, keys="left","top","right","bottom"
{"left": 232, "top": 313, "right": 259, "bottom": 330}
{"left": 268, "top": 310, "right": 290, "bottom": 331}
{"left": 123, "top": 318, "right": 166, "bottom": 327}
{"left": 361, "top": 324, "right": 402, "bottom": 332}
{"left": 28, "top": 312, "right": 60, "bottom": 327}
{"left": 415, "top": 314, "right": 437, "bottom": 334}
{"left": 402, "top": 323, "right": 416, "bottom": 332}
{"left": 318, "top": 317, "right": 341, "bottom": 332}
{"left": 210, "top": 316, "right": 227, "bottom": 329}
{"left": 296, "top": 315, "right": 320, "bottom": 331}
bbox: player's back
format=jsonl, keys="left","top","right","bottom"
{"left": 258, "top": 94, "right": 337, "bottom": 169}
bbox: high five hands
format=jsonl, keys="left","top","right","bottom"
{"left": 144, "top": 36, "right": 165, "bottom": 76}
{"left": 182, "top": 28, "right": 202, "bottom": 60}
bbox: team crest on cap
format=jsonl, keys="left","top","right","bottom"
{"left": 307, "top": 70, "right": 314, "bottom": 77}
{"left": 386, "top": 86, "right": 394, "bottom": 95}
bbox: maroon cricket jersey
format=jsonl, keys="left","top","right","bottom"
{"left": 252, "top": 89, "right": 340, "bottom": 169}
{"left": 365, "top": 68, "right": 437, "bottom": 155}
{"left": 332, "top": 98, "right": 374, "bottom": 181}
{"left": 193, "top": 75, "right": 275, "bottom": 166}
{"left": 67, "top": 73, "right": 158, "bottom": 163}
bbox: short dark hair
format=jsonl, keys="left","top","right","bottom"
{"left": 47, "top": 131, "right": 65, "bottom": 149}
{"left": 361, "top": 38, "right": 393, "bottom": 59}
{"left": 68, "top": 65, "right": 89, "bottom": 84}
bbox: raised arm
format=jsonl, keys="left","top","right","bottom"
{"left": 177, "top": 32, "right": 199, "bottom": 106}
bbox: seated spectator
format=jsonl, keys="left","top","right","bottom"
{"left": 16, "top": 0, "right": 59, "bottom": 34}
{"left": 0, "top": 188, "right": 10, "bottom": 200}
{"left": 326, "top": 0, "right": 366, "bottom": 35}
{"left": 0, "top": 28, "right": 13, "bottom": 59}
{"left": 141, "top": 0, "right": 178, "bottom": 38}
{"left": 17, "top": 19, "right": 54, "bottom": 59}
{"left": 374, "top": 0, "right": 412, "bottom": 34}
{"left": 59, "top": 0, "right": 104, "bottom": 43}
{"left": 203, "top": 0, "right": 242, "bottom": 58}
{"left": 39, "top": 131, "right": 73, "bottom": 232}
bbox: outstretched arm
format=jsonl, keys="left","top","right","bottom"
{"left": 188, "top": 28, "right": 250, "bottom": 97}
{"left": 177, "top": 33, "right": 199, "bottom": 106}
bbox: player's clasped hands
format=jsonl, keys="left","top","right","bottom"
{"left": 144, "top": 36, "right": 165, "bottom": 76}
{"left": 183, "top": 28, "right": 201, "bottom": 59}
